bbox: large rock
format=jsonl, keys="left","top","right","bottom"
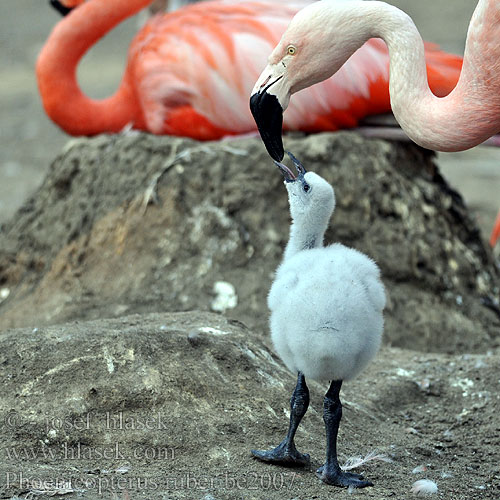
{"left": 0, "top": 132, "right": 498, "bottom": 352}
{"left": 0, "top": 313, "right": 498, "bottom": 499}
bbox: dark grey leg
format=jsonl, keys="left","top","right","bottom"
{"left": 316, "top": 380, "right": 373, "bottom": 487}
{"left": 251, "top": 372, "right": 310, "bottom": 466}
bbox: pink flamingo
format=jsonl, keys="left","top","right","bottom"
{"left": 250, "top": 0, "right": 500, "bottom": 246}
{"left": 37, "top": 0, "right": 462, "bottom": 141}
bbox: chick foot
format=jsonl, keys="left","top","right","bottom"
{"left": 251, "top": 439, "right": 310, "bottom": 466}
{"left": 316, "top": 464, "right": 373, "bottom": 488}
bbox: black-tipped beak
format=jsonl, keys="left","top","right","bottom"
{"left": 50, "top": 0, "right": 73, "bottom": 16}
{"left": 250, "top": 90, "right": 284, "bottom": 162}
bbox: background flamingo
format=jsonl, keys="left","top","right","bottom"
{"left": 37, "top": 0, "right": 463, "bottom": 141}
{"left": 250, "top": 0, "right": 500, "bottom": 246}
{"left": 491, "top": 214, "right": 500, "bottom": 247}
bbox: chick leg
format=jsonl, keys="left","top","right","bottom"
{"left": 316, "top": 380, "right": 373, "bottom": 487}
{"left": 251, "top": 371, "right": 310, "bottom": 466}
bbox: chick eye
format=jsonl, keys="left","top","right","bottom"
{"left": 303, "top": 183, "right": 310, "bottom": 193}
{"left": 287, "top": 45, "right": 297, "bottom": 56}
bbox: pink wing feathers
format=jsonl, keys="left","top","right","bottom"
{"left": 130, "top": 0, "right": 462, "bottom": 139}
{"left": 132, "top": 0, "right": 304, "bottom": 137}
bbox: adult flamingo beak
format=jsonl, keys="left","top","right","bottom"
{"left": 250, "top": 64, "right": 290, "bottom": 162}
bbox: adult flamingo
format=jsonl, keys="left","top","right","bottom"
{"left": 37, "top": 0, "right": 463, "bottom": 140}
{"left": 250, "top": 0, "right": 500, "bottom": 161}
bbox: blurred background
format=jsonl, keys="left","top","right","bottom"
{"left": 0, "top": 0, "right": 498, "bottom": 239}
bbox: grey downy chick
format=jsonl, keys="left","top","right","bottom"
{"left": 252, "top": 152, "right": 385, "bottom": 488}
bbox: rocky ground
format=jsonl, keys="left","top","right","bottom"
{"left": 1, "top": 312, "right": 499, "bottom": 500}
{"left": 0, "top": 131, "right": 499, "bottom": 499}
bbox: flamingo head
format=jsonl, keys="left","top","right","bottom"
{"left": 250, "top": 1, "right": 367, "bottom": 161}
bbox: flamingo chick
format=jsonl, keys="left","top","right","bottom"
{"left": 250, "top": 0, "right": 500, "bottom": 161}
{"left": 252, "top": 153, "right": 385, "bottom": 488}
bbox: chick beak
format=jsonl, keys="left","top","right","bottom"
{"left": 250, "top": 74, "right": 285, "bottom": 162}
{"left": 286, "top": 151, "right": 307, "bottom": 177}
{"left": 274, "top": 151, "right": 307, "bottom": 182}
{"left": 274, "top": 160, "right": 296, "bottom": 182}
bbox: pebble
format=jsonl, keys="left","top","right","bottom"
{"left": 210, "top": 281, "right": 237, "bottom": 312}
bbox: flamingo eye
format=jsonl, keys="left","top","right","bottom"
{"left": 287, "top": 45, "right": 297, "bottom": 56}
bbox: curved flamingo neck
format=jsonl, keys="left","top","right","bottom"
{"left": 36, "top": 0, "right": 151, "bottom": 135}
{"left": 321, "top": 0, "right": 500, "bottom": 152}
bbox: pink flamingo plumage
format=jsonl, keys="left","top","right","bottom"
{"left": 37, "top": 0, "right": 463, "bottom": 141}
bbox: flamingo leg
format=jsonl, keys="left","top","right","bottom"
{"left": 490, "top": 210, "right": 500, "bottom": 248}
{"left": 316, "top": 380, "right": 373, "bottom": 488}
{"left": 251, "top": 372, "right": 310, "bottom": 466}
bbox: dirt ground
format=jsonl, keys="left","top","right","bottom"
{"left": 0, "top": 129, "right": 499, "bottom": 499}
{"left": 1, "top": 312, "right": 500, "bottom": 500}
